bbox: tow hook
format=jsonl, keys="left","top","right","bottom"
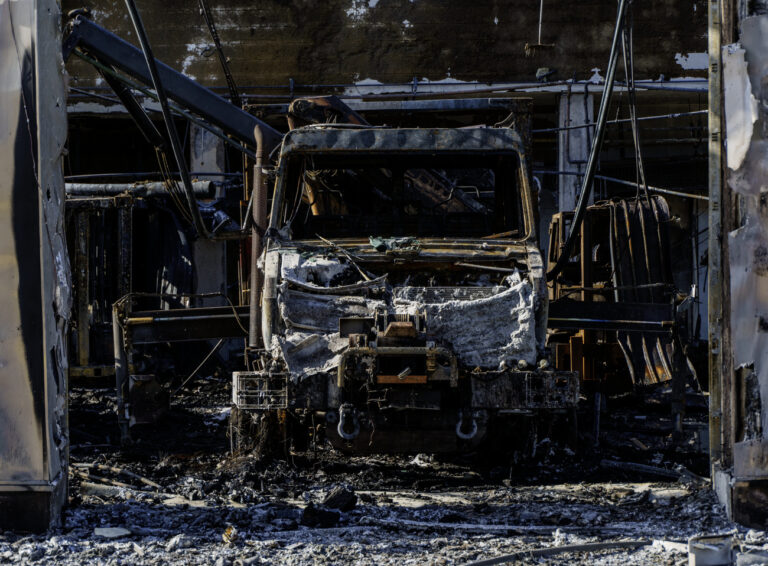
{"left": 337, "top": 404, "right": 360, "bottom": 440}
{"left": 456, "top": 411, "right": 478, "bottom": 440}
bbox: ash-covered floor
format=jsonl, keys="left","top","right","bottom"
{"left": 1, "top": 380, "right": 763, "bottom": 566}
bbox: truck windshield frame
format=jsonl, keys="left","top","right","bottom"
{"left": 271, "top": 149, "right": 533, "bottom": 241}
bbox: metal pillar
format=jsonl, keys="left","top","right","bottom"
{"left": 557, "top": 92, "right": 594, "bottom": 212}
{"left": 75, "top": 212, "right": 91, "bottom": 367}
{"left": 708, "top": 0, "right": 724, "bottom": 469}
{"left": 190, "top": 124, "right": 228, "bottom": 308}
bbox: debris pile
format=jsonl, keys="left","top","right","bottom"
{"left": 0, "top": 373, "right": 755, "bottom": 565}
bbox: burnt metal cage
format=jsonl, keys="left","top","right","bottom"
{"left": 232, "top": 371, "right": 288, "bottom": 410}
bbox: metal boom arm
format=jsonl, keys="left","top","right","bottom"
{"left": 63, "top": 15, "right": 282, "bottom": 154}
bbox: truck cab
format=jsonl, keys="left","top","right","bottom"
{"left": 232, "top": 125, "right": 578, "bottom": 453}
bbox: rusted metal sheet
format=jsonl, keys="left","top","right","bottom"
{"left": 0, "top": 0, "right": 71, "bottom": 532}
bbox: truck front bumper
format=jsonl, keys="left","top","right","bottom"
{"left": 469, "top": 370, "right": 580, "bottom": 410}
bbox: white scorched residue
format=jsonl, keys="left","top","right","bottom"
{"left": 396, "top": 273, "right": 537, "bottom": 369}
{"left": 277, "top": 290, "right": 385, "bottom": 379}
{"left": 274, "top": 253, "right": 537, "bottom": 380}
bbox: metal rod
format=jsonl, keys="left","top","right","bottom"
{"left": 532, "top": 109, "right": 707, "bottom": 134}
{"left": 65, "top": 172, "right": 241, "bottom": 181}
{"left": 248, "top": 145, "right": 268, "bottom": 348}
{"left": 122, "top": 0, "right": 210, "bottom": 239}
{"left": 534, "top": 170, "right": 709, "bottom": 201}
{"left": 454, "top": 262, "right": 518, "bottom": 273}
{"left": 68, "top": 80, "right": 708, "bottom": 109}
{"left": 547, "top": 0, "right": 629, "bottom": 282}
{"left": 66, "top": 79, "right": 711, "bottom": 94}
{"left": 707, "top": 0, "right": 724, "bottom": 468}
{"left": 172, "top": 338, "right": 224, "bottom": 396}
{"left": 465, "top": 540, "right": 652, "bottom": 566}
{"left": 73, "top": 50, "right": 259, "bottom": 161}
{"left": 112, "top": 303, "right": 129, "bottom": 443}
{"left": 197, "top": 0, "right": 240, "bottom": 106}
{"left": 97, "top": 65, "right": 167, "bottom": 148}
{"left": 69, "top": 86, "right": 121, "bottom": 104}
{"left": 66, "top": 181, "right": 213, "bottom": 196}
{"left": 537, "top": 0, "right": 544, "bottom": 44}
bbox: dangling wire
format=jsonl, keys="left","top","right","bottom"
{"left": 546, "top": 0, "right": 629, "bottom": 282}
{"left": 124, "top": 0, "right": 211, "bottom": 239}
{"left": 621, "top": 0, "right": 651, "bottom": 205}
{"left": 156, "top": 149, "right": 195, "bottom": 226}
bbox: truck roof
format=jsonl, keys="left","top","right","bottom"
{"left": 279, "top": 126, "right": 526, "bottom": 158}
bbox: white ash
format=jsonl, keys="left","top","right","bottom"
{"left": 276, "top": 331, "right": 349, "bottom": 379}
{"left": 396, "top": 272, "right": 537, "bottom": 367}
{"left": 280, "top": 253, "right": 357, "bottom": 287}
{"left": 278, "top": 288, "right": 383, "bottom": 334}
{"left": 277, "top": 289, "right": 384, "bottom": 380}
{"left": 274, "top": 267, "right": 537, "bottom": 379}
{"left": 0, "top": 478, "right": 744, "bottom": 566}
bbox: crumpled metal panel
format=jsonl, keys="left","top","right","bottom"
{"left": 0, "top": 0, "right": 70, "bottom": 532}
{"left": 727, "top": 16, "right": 768, "bottom": 449}
{"left": 729, "top": 216, "right": 768, "bottom": 437}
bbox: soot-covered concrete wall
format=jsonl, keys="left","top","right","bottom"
{"left": 63, "top": 0, "right": 707, "bottom": 87}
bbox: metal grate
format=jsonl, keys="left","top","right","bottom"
{"left": 232, "top": 371, "right": 288, "bottom": 410}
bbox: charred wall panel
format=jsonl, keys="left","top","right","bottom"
{"left": 714, "top": 11, "right": 768, "bottom": 528}
{"left": 0, "top": 0, "right": 70, "bottom": 532}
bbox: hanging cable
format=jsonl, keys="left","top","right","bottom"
{"left": 620, "top": 0, "right": 651, "bottom": 205}
{"left": 197, "top": 0, "right": 241, "bottom": 107}
{"left": 620, "top": 0, "right": 657, "bottom": 304}
{"left": 123, "top": 0, "right": 211, "bottom": 239}
{"left": 531, "top": 109, "right": 706, "bottom": 133}
{"left": 546, "top": 0, "right": 629, "bottom": 282}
